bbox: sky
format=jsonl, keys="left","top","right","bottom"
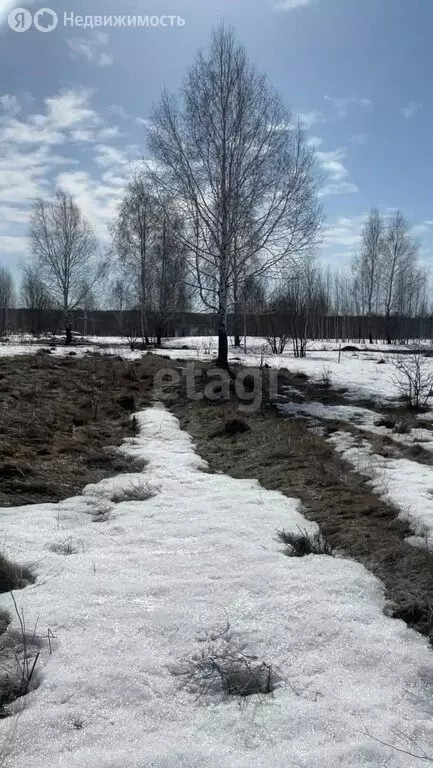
{"left": 0, "top": 0, "right": 433, "bottom": 284}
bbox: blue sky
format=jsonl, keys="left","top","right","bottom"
{"left": 0, "top": 0, "right": 432, "bottom": 281}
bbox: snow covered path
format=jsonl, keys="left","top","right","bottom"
{"left": 2, "top": 406, "right": 433, "bottom": 766}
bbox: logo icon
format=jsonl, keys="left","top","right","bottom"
{"left": 8, "top": 7, "right": 32, "bottom": 31}
{"left": 33, "top": 7, "right": 58, "bottom": 31}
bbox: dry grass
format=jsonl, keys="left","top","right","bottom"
{"left": 0, "top": 596, "right": 44, "bottom": 718}
{"left": 0, "top": 353, "right": 169, "bottom": 506}
{"left": 48, "top": 537, "right": 83, "bottom": 556}
{"left": 110, "top": 480, "right": 157, "bottom": 504}
{"left": 0, "top": 554, "right": 34, "bottom": 593}
{"left": 174, "top": 621, "right": 280, "bottom": 700}
{"left": 278, "top": 528, "right": 334, "bottom": 557}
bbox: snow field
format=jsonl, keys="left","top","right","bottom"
{"left": 1, "top": 406, "right": 433, "bottom": 765}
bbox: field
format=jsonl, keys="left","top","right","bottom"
{"left": 2, "top": 337, "right": 433, "bottom": 766}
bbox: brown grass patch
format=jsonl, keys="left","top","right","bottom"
{"left": 0, "top": 353, "right": 169, "bottom": 506}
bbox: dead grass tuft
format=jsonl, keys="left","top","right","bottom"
{"left": 0, "top": 611, "right": 10, "bottom": 636}
{"left": 49, "top": 537, "right": 82, "bottom": 556}
{"left": 175, "top": 622, "right": 280, "bottom": 700}
{"left": 0, "top": 555, "right": 34, "bottom": 593}
{"left": 110, "top": 479, "right": 157, "bottom": 503}
{"left": 278, "top": 528, "right": 334, "bottom": 557}
{"left": 0, "top": 597, "right": 44, "bottom": 718}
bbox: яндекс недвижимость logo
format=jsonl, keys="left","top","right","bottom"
{"left": 8, "top": 7, "right": 58, "bottom": 31}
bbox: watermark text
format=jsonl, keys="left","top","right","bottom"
{"left": 8, "top": 8, "right": 186, "bottom": 32}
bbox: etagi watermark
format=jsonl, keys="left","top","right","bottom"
{"left": 153, "top": 363, "right": 281, "bottom": 414}
{"left": 8, "top": 8, "right": 186, "bottom": 32}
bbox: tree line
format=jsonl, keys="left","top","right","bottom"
{"left": 0, "top": 26, "right": 431, "bottom": 360}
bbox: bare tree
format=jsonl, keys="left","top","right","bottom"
{"left": 238, "top": 273, "right": 266, "bottom": 350}
{"left": 110, "top": 174, "right": 160, "bottom": 345}
{"left": 30, "top": 189, "right": 104, "bottom": 344}
{"left": 352, "top": 208, "right": 384, "bottom": 341}
{"left": 148, "top": 203, "right": 190, "bottom": 345}
{"left": 109, "top": 277, "right": 134, "bottom": 336}
{"left": 381, "top": 211, "right": 419, "bottom": 343}
{"left": 21, "top": 265, "right": 53, "bottom": 336}
{"left": 0, "top": 267, "right": 15, "bottom": 336}
{"left": 271, "top": 256, "right": 326, "bottom": 357}
{"left": 112, "top": 175, "right": 190, "bottom": 346}
{"left": 148, "top": 24, "right": 322, "bottom": 368}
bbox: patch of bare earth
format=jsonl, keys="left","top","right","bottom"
{"left": 168, "top": 363, "right": 433, "bottom": 642}
{"left": 0, "top": 352, "right": 169, "bottom": 506}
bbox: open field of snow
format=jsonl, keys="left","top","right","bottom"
{"left": 2, "top": 406, "right": 433, "bottom": 766}
{"left": 158, "top": 336, "right": 433, "bottom": 404}
{"left": 3, "top": 334, "right": 433, "bottom": 404}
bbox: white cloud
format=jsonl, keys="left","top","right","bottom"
{"left": 296, "top": 111, "right": 325, "bottom": 130}
{"left": 70, "top": 129, "right": 95, "bottom": 143}
{"left": 54, "top": 169, "right": 127, "bottom": 240}
{"left": 0, "top": 95, "right": 21, "bottom": 116}
{"left": 45, "top": 89, "right": 99, "bottom": 130}
{"left": 0, "top": 89, "right": 130, "bottom": 263}
{"left": 307, "top": 136, "right": 323, "bottom": 148}
{"left": 411, "top": 221, "right": 433, "bottom": 238}
{"left": 98, "top": 52, "right": 113, "bottom": 67}
{"left": 402, "top": 101, "right": 421, "bottom": 120}
{"left": 274, "top": 0, "right": 313, "bottom": 9}
{"left": 323, "top": 214, "right": 367, "bottom": 249}
{"left": 324, "top": 95, "right": 373, "bottom": 118}
{"left": 316, "top": 148, "right": 358, "bottom": 196}
{"left": 94, "top": 145, "right": 128, "bottom": 168}
{"left": 0, "top": 0, "right": 36, "bottom": 24}
{"left": 66, "top": 32, "right": 113, "bottom": 67}
{"left": 0, "top": 89, "right": 104, "bottom": 148}
{"left": 0, "top": 235, "right": 28, "bottom": 254}
{"left": 98, "top": 126, "right": 121, "bottom": 140}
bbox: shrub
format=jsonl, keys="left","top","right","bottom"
{"left": 266, "top": 334, "right": 289, "bottom": 355}
{"left": 318, "top": 366, "right": 332, "bottom": 390}
{"left": 174, "top": 622, "right": 280, "bottom": 700}
{"left": 277, "top": 528, "right": 334, "bottom": 557}
{"left": 391, "top": 350, "right": 433, "bottom": 410}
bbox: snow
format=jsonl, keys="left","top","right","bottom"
{"left": 328, "top": 430, "right": 433, "bottom": 549}
{"left": 277, "top": 398, "right": 433, "bottom": 546}
{"left": 279, "top": 398, "right": 433, "bottom": 452}
{"left": 149, "top": 336, "right": 433, "bottom": 405}
{"left": 2, "top": 406, "right": 433, "bottom": 765}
